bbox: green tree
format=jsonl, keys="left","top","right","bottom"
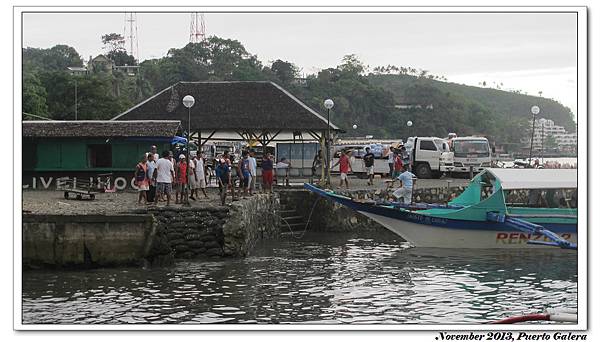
{"left": 22, "top": 71, "right": 48, "bottom": 117}
{"left": 108, "top": 50, "right": 136, "bottom": 66}
{"left": 102, "top": 33, "right": 136, "bottom": 66}
{"left": 38, "top": 71, "right": 76, "bottom": 120}
{"left": 23, "top": 45, "right": 83, "bottom": 72}
{"left": 338, "top": 54, "right": 366, "bottom": 76}
{"left": 101, "top": 33, "right": 125, "bottom": 53}
{"left": 270, "top": 59, "right": 299, "bottom": 84}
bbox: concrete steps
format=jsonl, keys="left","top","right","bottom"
{"left": 277, "top": 195, "right": 310, "bottom": 232}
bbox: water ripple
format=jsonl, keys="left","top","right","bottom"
{"left": 22, "top": 231, "right": 577, "bottom": 324}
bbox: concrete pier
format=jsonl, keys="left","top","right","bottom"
{"left": 22, "top": 214, "right": 155, "bottom": 268}
{"left": 22, "top": 192, "right": 280, "bottom": 268}
{"left": 21, "top": 181, "right": 471, "bottom": 268}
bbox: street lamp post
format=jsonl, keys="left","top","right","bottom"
{"left": 529, "top": 105, "right": 540, "bottom": 166}
{"left": 182, "top": 95, "right": 195, "bottom": 205}
{"left": 324, "top": 99, "right": 334, "bottom": 186}
{"left": 406, "top": 120, "right": 413, "bottom": 171}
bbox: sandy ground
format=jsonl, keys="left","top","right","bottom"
{"left": 21, "top": 175, "right": 470, "bottom": 215}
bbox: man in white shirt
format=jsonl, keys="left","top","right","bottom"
{"left": 248, "top": 150, "right": 258, "bottom": 195}
{"left": 390, "top": 164, "right": 416, "bottom": 205}
{"left": 194, "top": 153, "right": 209, "bottom": 199}
{"left": 154, "top": 150, "right": 175, "bottom": 206}
{"left": 188, "top": 154, "right": 198, "bottom": 200}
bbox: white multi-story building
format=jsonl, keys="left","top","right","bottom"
{"left": 527, "top": 118, "right": 576, "bottom": 152}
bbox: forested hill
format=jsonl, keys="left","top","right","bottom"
{"left": 22, "top": 36, "right": 576, "bottom": 152}
{"left": 368, "top": 74, "right": 576, "bottom": 133}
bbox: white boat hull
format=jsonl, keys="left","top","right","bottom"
{"left": 359, "top": 211, "right": 578, "bottom": 249}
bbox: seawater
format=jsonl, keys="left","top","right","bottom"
{"left": 22, "top": 231, "right": 577, "bottom": 324}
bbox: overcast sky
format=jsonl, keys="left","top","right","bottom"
{"left": 22, "top": 11, "right": 578, "bottom": 116}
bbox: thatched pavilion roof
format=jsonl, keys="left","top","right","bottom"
{"left": 111, "top": 81, "right": 340, "bottom": 132}
{"left": 23, "top": 120, "right": 181, "bottom": 138}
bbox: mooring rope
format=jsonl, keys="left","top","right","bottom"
{"left": 272, "top": 197, "right": 321, "bottom": 239}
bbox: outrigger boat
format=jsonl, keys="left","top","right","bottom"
{"left": 305, "top": 168, "right": 577, "bottom": 249}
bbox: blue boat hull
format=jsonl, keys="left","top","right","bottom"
{"left": 304, "top": 184, "right": 577, "bottom": 249}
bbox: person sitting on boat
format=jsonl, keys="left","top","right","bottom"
{"left": 389, "top": 164, "right": 416, "bottom": 204}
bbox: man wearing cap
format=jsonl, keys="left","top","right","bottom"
{"left": 175, "top": 154, "right": 188, "bottom": 204}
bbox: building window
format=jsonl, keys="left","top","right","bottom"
{"left": 88, "top": 144, "right": 112, "bottom": 168}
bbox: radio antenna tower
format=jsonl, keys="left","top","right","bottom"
{"left": 123, "top": 12, "right": 139, "bottom": 62}
{"left": 189, "top": 13, "right": 206, "bottom": 43}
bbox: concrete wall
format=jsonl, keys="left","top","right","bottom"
{"left": 279, "top": 190, "right": 384, "bottom": 233}
{"left": 134, "top": 194, "right": 281, "bottom": 260}
{"left": 280, "top": 186, "right": 475, "bottom": 234}
{"left": 222, "top": 194, "right": 281, "bottom": 256}
{"left": 23, "top": 194, "right": 281, "bottom": 268}
{"left": 23, "top": 214, "right": 156, "bottom": 268}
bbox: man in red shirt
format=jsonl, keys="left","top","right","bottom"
{"left": 332, "top": 149, "right": 352, "bottom": 189}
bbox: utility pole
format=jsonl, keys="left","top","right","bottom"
{"left": 124, "top": 12, "right": 139, "bottom": 61}
{"left": 74, "top": 78, "right": 78, "bottom": 121}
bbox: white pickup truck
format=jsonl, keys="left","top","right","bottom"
{"left": 405, "top": 137, "right": 454, "bottom": 179}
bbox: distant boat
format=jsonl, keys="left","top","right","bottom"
{"left": 304, "top": 168, "right": 577, "bottom": 249}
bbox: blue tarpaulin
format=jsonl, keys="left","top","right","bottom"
{"left": 171, "top": 136, "right": 187, "bottom": 144}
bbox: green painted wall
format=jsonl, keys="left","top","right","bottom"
{"left": 23, "top": 138, "right": 171, "bottom": 172}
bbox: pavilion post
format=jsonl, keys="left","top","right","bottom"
{"left": 320, "top": 132, "right": 326, "bottom": 185}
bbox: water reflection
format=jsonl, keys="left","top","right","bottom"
{"left": 22, "top": 232, "right": 577, "bottom": 324}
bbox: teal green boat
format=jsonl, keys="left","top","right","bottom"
{"left": 305, "top": 168, "right": 577, "bottom": 249}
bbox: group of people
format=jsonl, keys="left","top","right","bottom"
{"left": 214, "top": 150, "right": 279, "bottom": 205}
{"left": 388, "top": 145, "right": 411, "bottom": 177}
{"left": 134, "top": 145, "right": 209, "bottom": 206}
{"left": 134, "top": 143, "right": 298, "bottom": 207}
{"left": 312, "top": 145, "right": 416, "bottom": 204}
